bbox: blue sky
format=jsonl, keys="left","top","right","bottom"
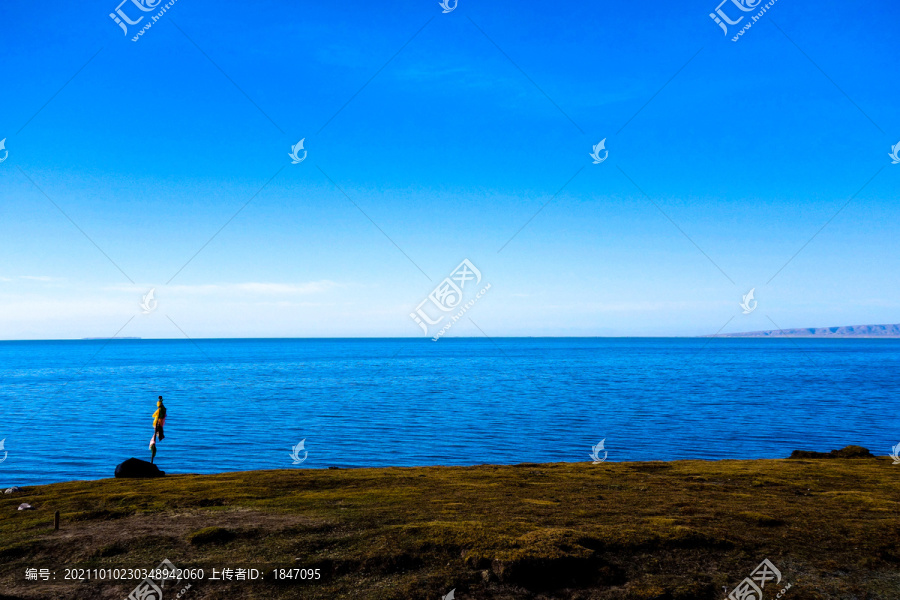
{"left": 0, "top": 0, "right": 897, "bottom": 339}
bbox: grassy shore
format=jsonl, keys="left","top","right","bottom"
{"left": 1, "top": 456, "right": 898, "bottom": 599}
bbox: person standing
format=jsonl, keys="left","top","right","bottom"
{"left": 150, "top": 396, "right": 167, "bottom": 463}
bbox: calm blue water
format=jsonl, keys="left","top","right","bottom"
{"left": 1, "top": 338, "right": 898, "bottom": 487}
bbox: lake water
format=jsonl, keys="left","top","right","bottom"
{"left": 1, "top": 338, "right": 897, "bottom": 487}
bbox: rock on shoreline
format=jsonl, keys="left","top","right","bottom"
{"left": 788, "top": 445, "right": 876, "bottom": 459}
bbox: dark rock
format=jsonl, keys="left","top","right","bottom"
{"left": 790, "top": 450, "right": 829, "bottom": 459}
{"left": 487, "top": 529, "right": 626, "bottom": 590}
{"left": 789, "top": 445, "right": 875, "bottom": 459}
{"left": 831, "top": 445, "right": 876, "bottom": 458}
{"left": 490, "top": 555, "right": 624, "bottom": 590}
{"left": 114, "top": 458, "right": 165, "bottom": 478}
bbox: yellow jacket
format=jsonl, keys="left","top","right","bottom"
{"left": 153, "top": 404, "right": 167, "bottom": 428}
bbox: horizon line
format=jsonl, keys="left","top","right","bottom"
{"left": 2, "top": 334, "right": 900, "bottom": 342}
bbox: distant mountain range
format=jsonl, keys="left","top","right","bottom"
{"left": 711, "top": 324, "right": 900, "bottom": 338}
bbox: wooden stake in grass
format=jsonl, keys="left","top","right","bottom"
{"left": 54, "top": 510, "right": 59, "bottom": 531}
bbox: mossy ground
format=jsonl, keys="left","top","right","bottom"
{"left": 1, "top": 458, "right": 898, "bottom": 599}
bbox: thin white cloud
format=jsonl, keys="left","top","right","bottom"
{"left": 105, "top": 281, "right": 340, "bottom": 295}
{"left": 529, "top": 299, "right": 729, "bottom": 312}
{"left": 229, "top": 282, "right": 338, "bottom": 295}
{"left": 20, "top": 275, "right": 56, "bottom": 281}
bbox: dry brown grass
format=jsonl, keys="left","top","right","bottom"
{"left": 1, "top": 456, "right": 898, "bottom": 599}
